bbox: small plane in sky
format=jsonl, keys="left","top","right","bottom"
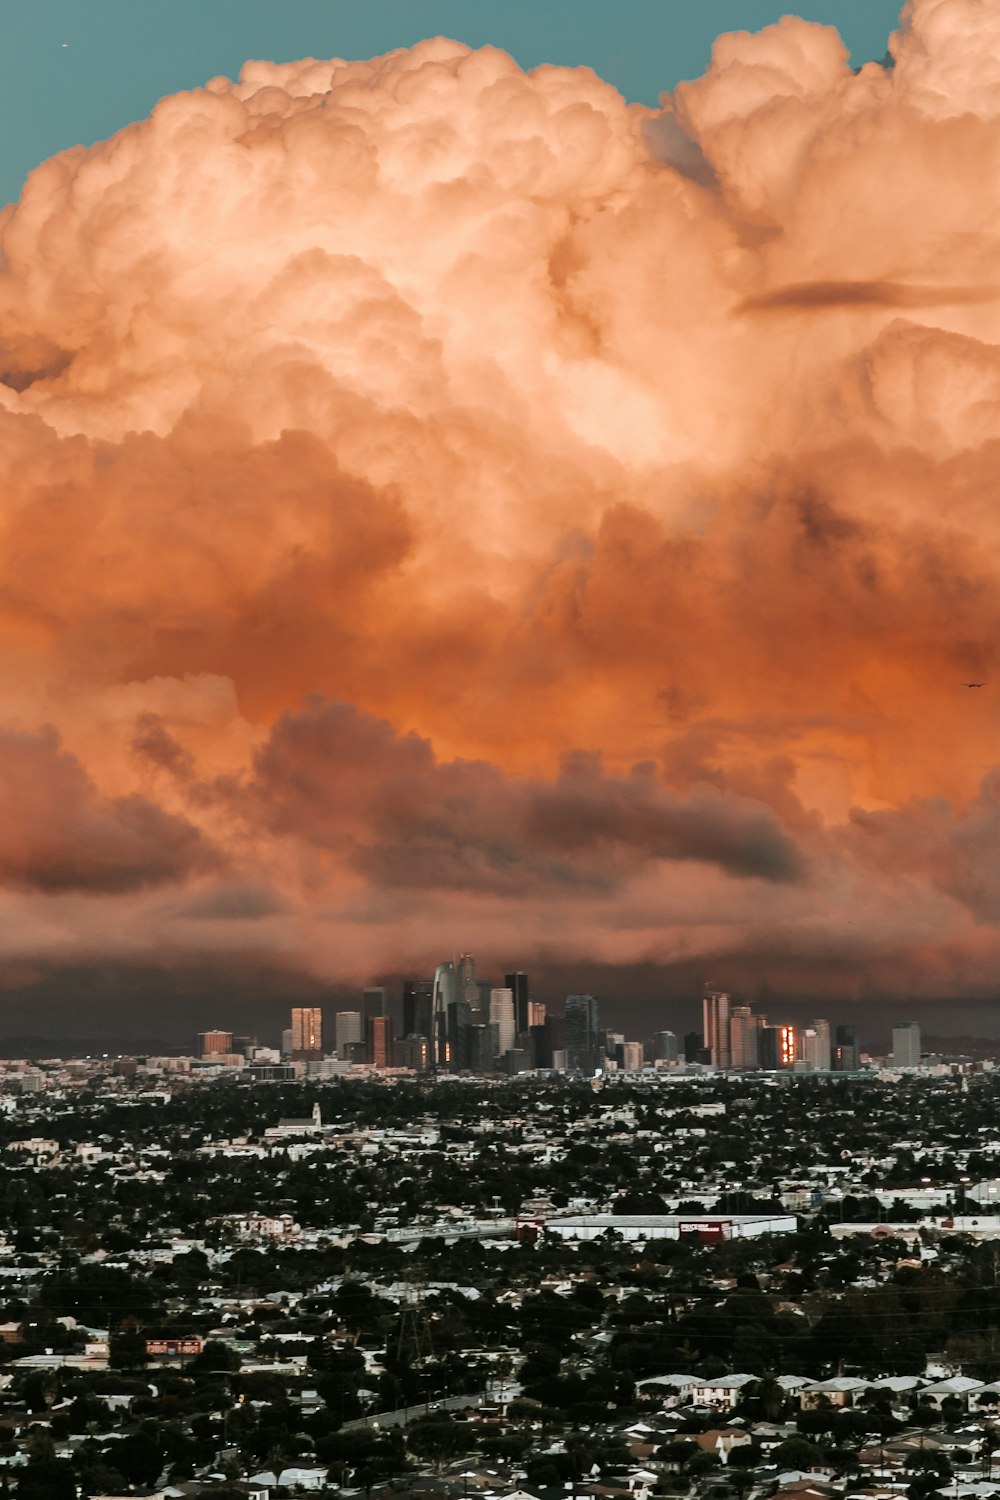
{"left": 961, "top": 681, "right": 988, "bottom": 687}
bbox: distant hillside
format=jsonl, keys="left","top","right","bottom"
{"left": 0, "top": 1036, "right": 186, "bottom": 1059}
{"left": 922, "top": 1035, "right": 1000, "bottom": 1061}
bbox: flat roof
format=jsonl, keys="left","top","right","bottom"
{"left": 547, "top": 1214, "right": 795, "bottom": 1227}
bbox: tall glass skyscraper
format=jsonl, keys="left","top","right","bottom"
{"left": 505, "top": 971, "right": 530, "bottom": 1036}
{"left": 565, "top": 993, "right": 600, "bottom": 1072}
{"left": 290, "top": 1007, "right": 322, "bottom": 1055}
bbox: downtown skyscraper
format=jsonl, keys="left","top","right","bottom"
{"left": 702, "top": 988, "right": 732, "bottom": 1070}
{"left": 289, "top": 1007, "right": 322, "bottom": 1056}
{"left": 565, "top": 994, "right": 600, "bottom": 1073}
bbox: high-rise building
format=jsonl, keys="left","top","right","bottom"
{"left": 432, "top": 963, "right": 458, "bottom": 1066}
{"left": 531, "top": 1015, "right": 565, "bottom": 1070}
{"left": 759, "top": 1025, "right": 780, "bottom": 1070}
{"left": 683, "top": 1031, "right": 704, "bottom": 1064}
{"left": 395, "top": 1035, "right": 430, "bottom": 1072}
{"left": 362, "top": 987, "right": 387, "bottom": 1022}
{"left": 729, "top": 1006, "right": 760, "bottom": 1070}
{"left": 335, "top": 1011, "right": 363, "bottom": 1058}
{"left": 618, "top": 1042, "right": 644, "bottom": 1072}
{"left": 289, "top": 1007, "right": 322, "bottom": 1056}
{"left": 834, "top": 1023, "right": 859, "bottom": 1071}
{"left": 565, "top": 994, "right": 600, "bottom": 1072}
{"left": 779, "top": 1024, "right": 797, "bottom": 1069}
{"left": 457, "top": 954, "right": 480, "bottom": 1015}
{"left": 470, "top": 1024, "right": 499, "bottom": 1073}
{"left": 489, "top": 988, "right": 516, "bottom": 1055}
{"left": 505, "top": 972, "right": 530, "bottom": 1037}
{"left": 368, "top": 1014, "right": 392, "bottom": 1068}
{"left": 800, "top": 1019, "right": 831, "bottom": 1071}
{"left": 892, "top": 1021, "right": 921, "bottom": 1068}
{"left": 654, "top": 1030, "right": 679, "bottom": 1062}
{"left": 360, "top": 987, "right": 388, "bottom": 1065}
{"left": 528, "top": 1000, "right": 546, "bottom": 1027}
{"left": 402, "top": 980, "right": 434, "bottom": 1041}
{"left": 198, "top": 1031, "right": 234, "bottom": 1058}
{"left": 702, "top": 989, "right": 732, "bottom": 1070}
{"left": 447, "top": 1000, "right": 473, "bottom": 1071}
{"left": 529, "top": 1024, "right": 548, "bottom": 1069}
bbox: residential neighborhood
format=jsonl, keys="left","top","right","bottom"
{"left": 0, "top": 1064, "right": 998, "bottom": 1494}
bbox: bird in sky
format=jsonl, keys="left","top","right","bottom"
{"left": 961, "top": 681, "right": 987, "bottom": 687}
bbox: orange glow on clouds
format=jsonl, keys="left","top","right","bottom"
{"left": 2, "top": 1, "right": 1000, "bottom": 1009}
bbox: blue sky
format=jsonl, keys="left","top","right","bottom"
{"left": 2, "top": 1, "right": 904, "bottom": 208}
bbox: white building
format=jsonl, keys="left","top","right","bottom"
{"left": 543, "top": 1213, "right": 795, "bottom": 1242}
{"left": 892, "top": 1021, "right": 922, "bottom": 1067}
{"left": 335, "top": 1011, "right": 363, "bottom": 1058}
{"left": 489, "top": 988, "right": 516, "bottom": 1055}
{"left": 800, "top": 1020, "right": 831, "bottom": 1071}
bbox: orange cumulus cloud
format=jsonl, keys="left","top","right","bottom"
{"left": 1, "top": 4, "right": 1000, "bottom": 1023}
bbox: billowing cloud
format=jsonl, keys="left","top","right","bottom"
{"left": 1, "top": 1, "right": 1000, "bottom": 1026}
{"left": 249, "top": 697, "right": 804, "bottom": 894}
{"left": 0, "top": 727, "right": 213, "bottom": 893}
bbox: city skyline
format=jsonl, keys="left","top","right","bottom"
{"left": 187, "top": 979, "right": 930, "bottom": 1072}
{"left": 2, "top": 0, "right": 1000, "bottom": 1032}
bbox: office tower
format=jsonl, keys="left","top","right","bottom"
{"left": 289, "top": 1007, "right": 322, "bottom": 1056}
{"left": 505, "top": 1048, "right": 532, "bottom": 1074}
{"left": 505, "top": 972, "right": 530, "bottom": 1036}
{"left": 280, "top": 1029, "right": 294, "bottom": 1058}
{"left": 654, "top": 1030, "right": 679, "bottom": 1063}
{"left": 360, "top": 987, "right": 388, "bottom": 1064}
{"left": 489, "top": 988, "right": 516, "bottom": 1055}
{"left": 395, "top": 1035, "right": 430, "bottom": 1071}
{"left": 402, "top": 979, "right": 434, "bottom": 1041}
{"left": 362, "top": 987, "right": 387, "bottom": 1023}
{"left": 368, "top": 1014, "right": 391, "bottom": 1068}
{"left": 800, "top": 1019, "right": 831, "bottom": 1071}
{"left": 528, "top": 1000, "right": 546, "bottom": 1027}
{"left": 529, "top": 1023, "right": 548, "bottom": 1069}
{"left": 702, "top": 989, "right": 732, "bottom": 1070}
{"left": 335, "top": 1011, "right": 363, "bottom": 1059}
{"left": 683, "top": 1030, "right": 703, "bottom": 1063}
{"left": 779, "top": 1024, "right": 797, "bottom": 1068}
{"left": 432, "top": 963, "right": 458, "bottom": 1065}
{"left": 565, "top": 994, "right": 600, "bottom": 1072}
{"left": 470, "top": 1024, "right": 499, "bottom": 1073}
{"left": 834, "top": 1023, "right": 858, "bottom": 1071}
{"left": 532, "top": 1015, "right": 565, "bottom": 1070}
{"left": 729, "top": 1007, "right": 760, "bottom": 1070}
{"left": 759, "top": 1025, "right": 780, "bottom": 1070}
{"left": 892, "top": 1021, "right": 921, "bottom": 1068}
{"left": 457, "top": 954, "right": 480, "bottom": 1014}
{"left": 619, "top": 1042, "right": 644, "bottom": 1071}
{"left": 447, "top": 999, "right": 473, "bottom": 1071}
{"left": 198, "top": 1031, "right": 234, "bottom": 1058}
